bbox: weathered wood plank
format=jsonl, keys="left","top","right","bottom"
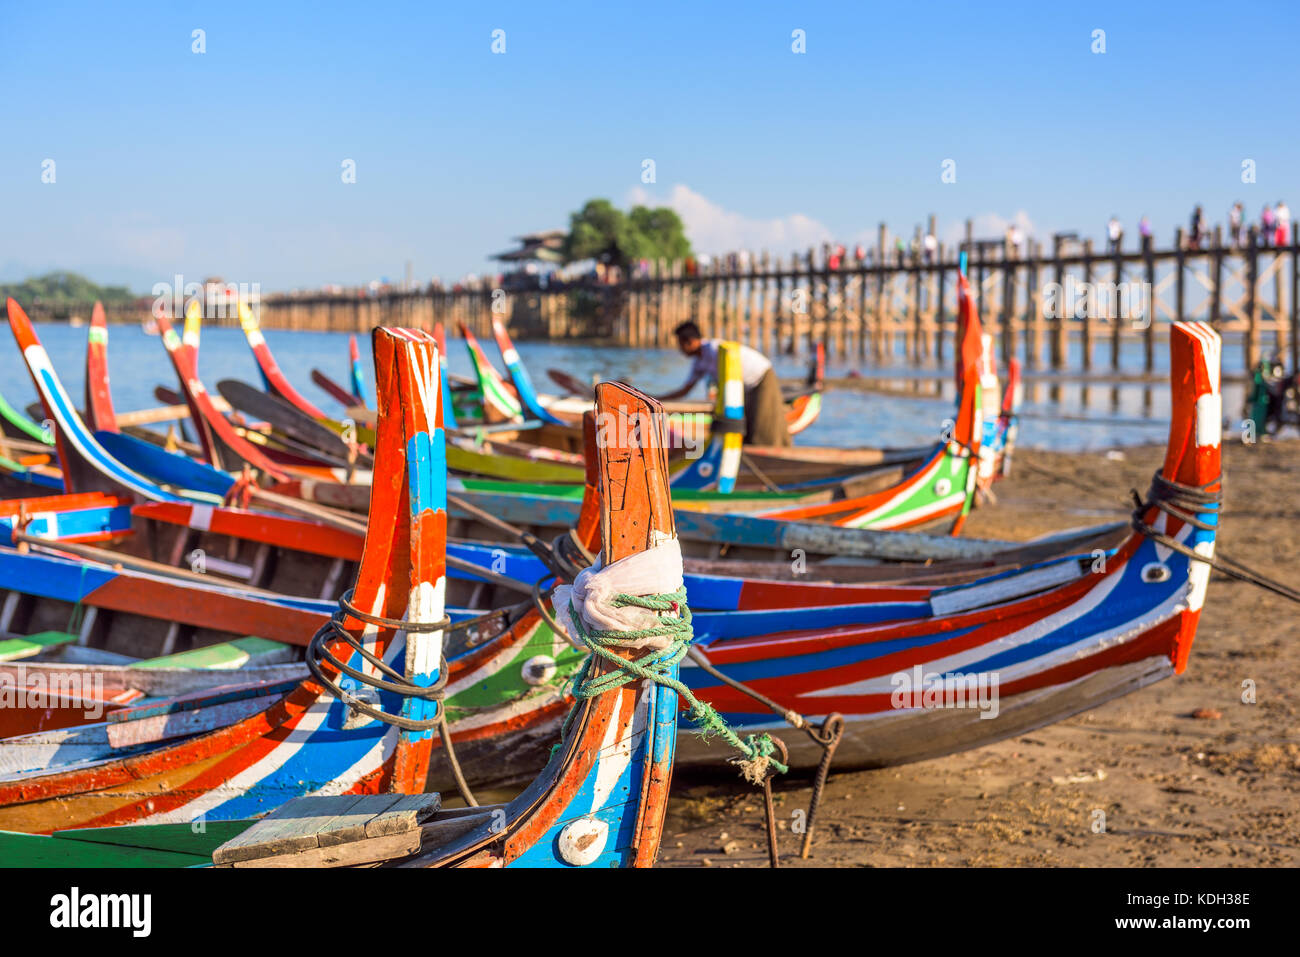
{"left": 314, "top": 794, "right": 392, "bottom": 848}
{"left": 214, "top": 794, "right": 387, "bottom": 863}
{"left": 106, "top": 691, "right": 287, "bottom": 750}
{"left": 229, "top": 828, "right": 422, "bottom": 868}
{"left": 364, "top": 792, "right": 443, "bottom": 838}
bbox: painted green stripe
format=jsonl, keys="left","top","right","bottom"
{"left": 446, "top": 444, "right": 584, "bottom": 483}
{"left": 52, "top": 820, "right": 254, "bottom": 856}
{"left": 0, "top": 831, "right": 213, "bottom": 868}
{"left": 457, "top": 477, "right": 803, "bottom": 503}
{"left": 443, "top": 616, "right": 584, "bottom": 713}
{"left": 130, "top": 636, "right": 287, "bottom": 670}
{"left": 0, "top": 631, "right": 77, "bottom": 662}
{"left": 0, "top": 389, "right": 51, "bottom": 444}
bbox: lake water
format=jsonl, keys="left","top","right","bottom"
{"left": 0, "top": 323, "right": 1246, "bottom": 453}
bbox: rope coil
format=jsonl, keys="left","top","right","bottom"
{"left": 305, "top": 587, "right": 450, "bottom": 732}
{"left": 304, "top": 587, "right": 483, "bottom": 805}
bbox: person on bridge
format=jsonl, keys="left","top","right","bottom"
{"left": 658, "top": 321, "right": 792, "bottom": 447}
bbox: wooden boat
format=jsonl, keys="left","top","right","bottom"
{"left": 682, "top": 321, "right": 1223, "bottom": 768}
{"left": 0, "top": 313, "right": 1214, "bottom": 805}
{"left": 5, "top": 298, "right": 211, "bottom": 504}
{"left": 171, "top": 319, "right": 1223, "bottom": 795}
{"left": 1, "top": 380, "right": 686, "bottom": 868}
{"left": 526, "top": 323, "right": 826, "bottom": 436}
{"left": 0, "top": 325, "right": 456, "bottom": 832}
{"left": 365, "top": 320, "right": 1231, "bottom": 787}
{"left": 0, "top": 329, "right": 689, "bottom": 873}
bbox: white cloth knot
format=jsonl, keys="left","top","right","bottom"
{"left": 551, "top": 535, "right": 683, "bottom": 651}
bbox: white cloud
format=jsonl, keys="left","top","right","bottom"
{"left": 626, "top": 184, "right": 833, "bottom": 256}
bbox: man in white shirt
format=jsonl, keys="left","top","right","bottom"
{"left": 657, "top": 321, "right": 791, "bottom": 446}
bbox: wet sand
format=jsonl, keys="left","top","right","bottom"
{"left": 658, "top": 438, "right": 1300, "bottom": 867}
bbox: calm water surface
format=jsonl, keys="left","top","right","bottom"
{"left": 0, "top": 323, "right": 1245, "bottom": 453}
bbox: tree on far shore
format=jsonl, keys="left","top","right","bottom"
{"left": 562, "top": 199, "right": 691, "bottom": 269}
{"left": 0, "top": 271, "right": 136, "bottom": 308}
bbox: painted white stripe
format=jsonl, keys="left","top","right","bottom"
{"left": 134, "top": 696, "right": 337, "bottom": 824}
{"left": 849, "top": 487, "right": 967, "bottom": 530}
{"left": 929, "top": 561, "right": 1085, "bottom": 616}
{"left": 590, "top": 690, "right": 641, "bottom": 815}
{"left": 307, "top": 725, "right": 399, "bottom": 797}
{"left": 1196, "top": 393, "right": 1222, "bottom": 448}
{"left": 189, "top": 504, "right": 214, "bottom": 531}
{"left": 809, "top": 526, "right": 1197, "bottom": 699}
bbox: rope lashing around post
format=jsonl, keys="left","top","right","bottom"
{"left": 1131, "top": 471, "right": 1300, "bottom": 604}
{"left": 555, "top": 585, "right": 789, "bottom": 783}
{"left": 305, "top": 589, "right": 449, "bottom": 732}
{"left": 305, "top": 588, "right": 481, "bottom": 805}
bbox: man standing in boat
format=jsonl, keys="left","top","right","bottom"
{"left": 658, "top": 321, "right": 792, "bottom": 447}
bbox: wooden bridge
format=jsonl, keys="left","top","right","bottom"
{"left": 250, "top": 220, "right": 1296, "bottom": 376}
{"left": 11, "top": 218, "right": 1295, "bottom": 377}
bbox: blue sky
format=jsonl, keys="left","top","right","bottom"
{"left": 1, "top": 0, "right": 1296, "bottom": 293}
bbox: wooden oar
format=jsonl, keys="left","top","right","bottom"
{"left": 546, "top": 368, "right": 592, "bottom": 397}
{"left": 311, "top": 369, "right": 363, "bottom": 407}
{"left": 217, "top": 379, "right": 370, "bottom": 466}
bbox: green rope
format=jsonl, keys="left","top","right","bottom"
{"left": 557, "top": 586, "right": 789, "bottom": 781}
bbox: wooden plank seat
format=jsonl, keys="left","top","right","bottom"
{"left": 211, "top": 794, "right": 508, "bottom": 868}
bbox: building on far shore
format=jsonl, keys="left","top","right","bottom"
{"left": 491, "top": 230, "right": 566, "bottom": 290}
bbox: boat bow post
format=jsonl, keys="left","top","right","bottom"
{"left": 491, "top": 318, "right": 567, "bottom": 426}
{"left": 670, "top": 340, "right": 743, "bottom": 493}
{"left": 1136, "top": 321, "right": 1222, "bottom": 673}
{"left": 84, "top": 302, "right": 118, "bottom": 433}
